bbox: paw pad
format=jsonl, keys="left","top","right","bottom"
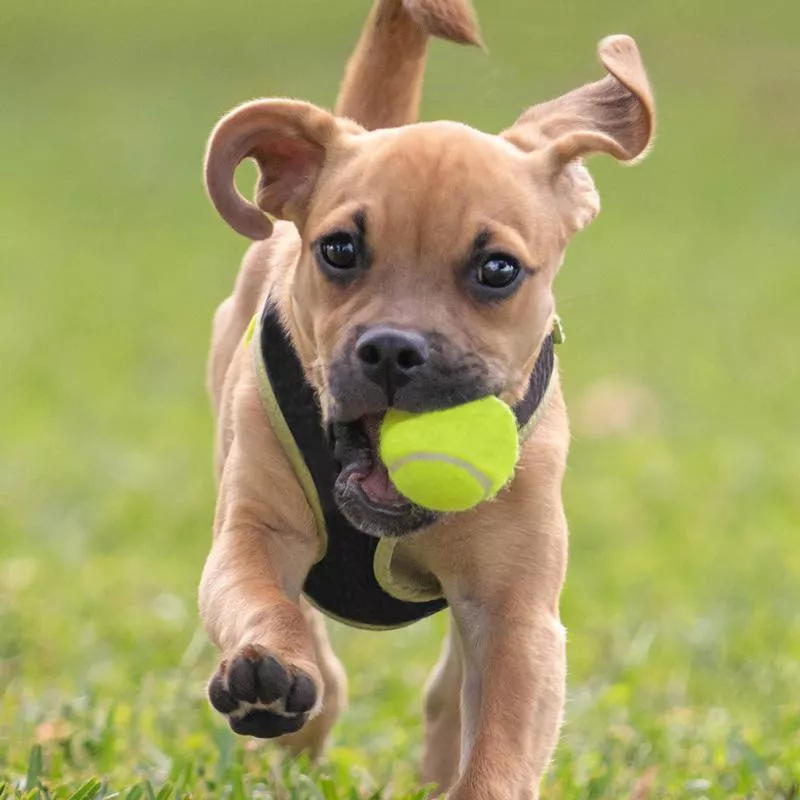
{"left": 208, "top": 645, "right": 318, "bottom": 738}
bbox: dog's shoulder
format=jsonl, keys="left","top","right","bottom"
{"left": 232, "top": 221, "right": 301, "bottom": 318}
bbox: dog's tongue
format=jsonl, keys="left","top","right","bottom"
{"left": 359, "top": 461, "right": 403, "bottom": 504}
{"left": 357, "top": 414, "right": 405, "bottom": 505}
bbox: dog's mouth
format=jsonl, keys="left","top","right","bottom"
{"left": 342, "top": 414, "right": 404, "bottom": 505}
{"left": 330, "top": 413, "right": 440, "bottom": 537}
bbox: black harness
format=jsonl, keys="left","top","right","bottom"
{"left": 256, "top": 304, "right": 557, "bottom": 630}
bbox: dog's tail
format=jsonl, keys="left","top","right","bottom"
{"left": 335, "top": 0, "right": 482, "bottom": 130}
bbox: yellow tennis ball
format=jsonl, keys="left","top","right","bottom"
{"left": 378, "top": 396, "right": 520, "bottom": 513}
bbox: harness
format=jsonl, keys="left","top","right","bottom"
{"left": 246, "top": 303, "right": 563, "bottom": 630}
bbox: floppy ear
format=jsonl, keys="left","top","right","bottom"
{"left": 204, "top": 99, "right": 347, "bottom": 240}
{"left": 501, "top": 35, "right": 655, "bottom": 230}
{"left": 503, "top": 35, "right": 655, "bottom": 163}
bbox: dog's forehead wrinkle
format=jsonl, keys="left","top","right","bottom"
{"left": 353, "top": 208, "right": 367, "bottom": 232}
{"left": 473, "top": 228, "right": 492, "bottom": 251}
{"left": 381, "top": 158, "right": 557, "bottom": 254}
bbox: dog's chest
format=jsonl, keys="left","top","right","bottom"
{"left": 252, "top": 305, "right": 448, "bottom": 630}
{"left": 248, "top": 304, "right": 559, "bottom": 630}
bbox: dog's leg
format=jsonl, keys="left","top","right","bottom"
{"left": 422, "top": 621, "right": 463, "bottom": 794}
{"left": 448, "top": 601, "right": 566, "bottom": 800}
{"left": 432, "top": 447, "right": 569, "bottom": 800}
{"left": 200, "top": 516, "right": 324, "bottom": 742}
{"left": 199, "top": 357, "right": 340, "bottom": 748}
{"left": 277, "top": 598, "right": 347, "bottom": 757}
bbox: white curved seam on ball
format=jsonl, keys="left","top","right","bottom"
{"left": 387, "top": 453, "right": 493, "bottom": 498}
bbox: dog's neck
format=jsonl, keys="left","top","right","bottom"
{"left": 512, "top": 319, "right": 563, "bottom": 441}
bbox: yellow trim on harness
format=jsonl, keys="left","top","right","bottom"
{"left": 374, "top": 537, "right": 444, "bottom": 603}
{"left": 245, "top": 314, "right": 327, "bottom": 563}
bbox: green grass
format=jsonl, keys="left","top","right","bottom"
{"left": 1, "top": 0, "right": 799, "bottom": 796}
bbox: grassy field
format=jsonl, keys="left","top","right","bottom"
{"left": 1, "top": 0, "right": 799, "bottom": 797}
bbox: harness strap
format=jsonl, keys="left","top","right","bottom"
{"left": 247, "top": 305, "right": 561, "bottom": 630}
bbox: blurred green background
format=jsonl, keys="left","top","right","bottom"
{"left": 1, "top": 0, "right": 798, "bottom": 797}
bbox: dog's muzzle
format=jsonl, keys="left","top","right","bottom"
{"left": 327, "top": 325, "right": 498, "bottom": 537}
{"left": 330, "top": 416, "right": 441, "bottom": 537}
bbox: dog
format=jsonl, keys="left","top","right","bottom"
{"left": 198, "top": 0, "right": 655, "bottom": 796}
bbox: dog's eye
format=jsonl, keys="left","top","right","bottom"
{"left": 319, "top": 233, "right": 357, "bottom": 270}
{"left": 476, "top": 256, "right": 520, "bottom": 289}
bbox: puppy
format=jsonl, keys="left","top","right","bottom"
{"left": 199, "top": 0, "right": 655, "bottom": 797}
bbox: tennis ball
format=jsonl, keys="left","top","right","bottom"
{"left": 378, "top": 396, "right": 520, "bottom": 513}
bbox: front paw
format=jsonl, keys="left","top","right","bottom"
{"left": 208, "top": 644, "right": 319, "bottom": 738}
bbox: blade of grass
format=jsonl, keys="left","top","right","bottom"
{"left": 67, "top": 779, "right": 103, "bottom": 800}
{"left": 25, "top": 745, "right": 43, "bottom": 791}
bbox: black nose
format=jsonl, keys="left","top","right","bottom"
{"left": 355, "top": 327, "right": 429, "bottom": 395}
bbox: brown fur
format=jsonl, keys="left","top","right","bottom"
{"left": 199, "top": 1, "right": 654, "bottom": 796}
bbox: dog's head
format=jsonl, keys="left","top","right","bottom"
{"left": 205, "top": 36, "right": 655, "bottom": 537}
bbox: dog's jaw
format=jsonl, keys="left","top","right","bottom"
{"left": 321, "top": 326, "right": 503, "bottom": 537}
{"left": 331, "top": 417, "right": 441, "bottom": 537}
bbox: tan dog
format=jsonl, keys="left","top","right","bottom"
{"left": 199, "top": 0, "right": 655, "bottom": 797}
